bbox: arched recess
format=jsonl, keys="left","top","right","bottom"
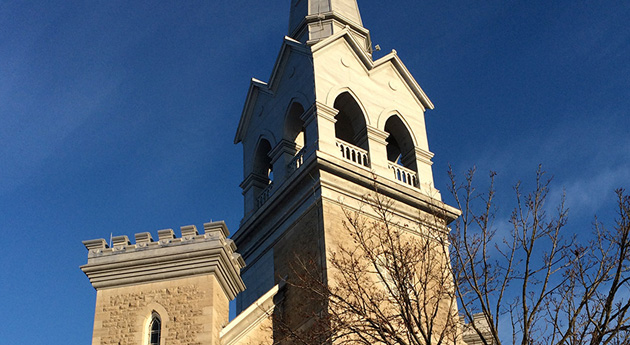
{"left": 333, "top": 91, "right": 369, "bottom": 151}
{"left": 252, "top": 138, "right": 274, "bottom": 184}
{"left": 284, "top": 101, "right": 306, "bottom": 149}
{"left": 137, "top": 302, "right": 169, "bottom": 345}
{"left": 384, "top": 115, "right": 417, "bottom": 172}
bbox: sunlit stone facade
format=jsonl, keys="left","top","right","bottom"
{"left": 81, "top": 1, "right": 490, "bottom": 344}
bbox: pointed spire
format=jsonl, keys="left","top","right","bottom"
{"left": 289, "top": 0, "right": 371, "bottom": 52}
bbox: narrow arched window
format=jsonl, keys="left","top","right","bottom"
{"left": 149, "top": 312, "right": 161, "bottom": 345}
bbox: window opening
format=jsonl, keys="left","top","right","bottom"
{"left": 149, "top": 313, "right": 161, "bottom": 345}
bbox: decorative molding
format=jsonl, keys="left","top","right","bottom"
{"left": 269, "top": 139, "right": 299, "bottom": 164}
{"left": 240, "top": 173, "right": 271, "bottom": 191}
{"left": 81, "top": 221, "right": 246, "bottom": 300}
{"left": 415, "top": 147, "right": 435, "bottom": 165}
{"left": 312, "top": 28, "right": 433, "bottom": 110}
{"left": 313, "top": 101, "right": 339, "bottom": 124}
{"left": 366, "top": 126, "right": 389, "bottom": 145}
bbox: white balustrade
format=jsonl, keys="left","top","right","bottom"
{"left": 287, "top": 148, "right": 305, "bottom": 174}
{"left": 256, "top": 182, "right": 274, "bottom": 209}
{"left": 336, "top": 139, "right": 370, "bottom": 167}
{"left": 388, "top": 163, "right": 418, "bottom": 188}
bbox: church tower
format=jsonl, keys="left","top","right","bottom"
{"left": 81, "top": 2, "right": 469, "bottom": 344}
{"left": 233, "top": 0, "right": 460, "bottom": 335}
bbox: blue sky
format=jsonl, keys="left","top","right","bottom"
{"left": 0, "top": 1, "right": 628, "bottom": 343}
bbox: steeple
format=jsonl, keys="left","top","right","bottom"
{"left": 233, "top": 1, "right": 460, "bottom": 337}
{"left": 289, "top": 0, "right": 371, "bottom": 52}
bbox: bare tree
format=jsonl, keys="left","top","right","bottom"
{"left": 272, "top": 166, "right": 628, "bottom": 345}
{"left": 449, "top": 166, "right": 630, "bottom": 345}
{"left": 280, "top": 189, "right": 462, "bottom": 345}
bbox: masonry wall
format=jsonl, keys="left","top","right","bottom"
{"left": 272, "top": 202, "right": 326, "bottom": 340}
{"left": 318, "top": 175, "right": 461, "bottom": 344}
{"left": 91, "top": 275, "right": 228, "bottom": 345}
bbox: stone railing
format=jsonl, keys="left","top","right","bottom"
{"left": 388, "top": 162, "right": 418, "bottom": 188}
{"left": 336, "top": 139, "right": 369, "bottom": 167}
{"left": 256, "top": 182, "right": 274, "bottom": 209}
{"left": 287, "top": 148, "right": 305, "bottom": 174}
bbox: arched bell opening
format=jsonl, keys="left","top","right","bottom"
{"left": 333, "top": 92, "right": 370, "bottom": 167}
{"left": 284, "top": 102, "right": 307, "bottom": 173}
{"left": 252, "top": 138, "right": 273, "bottom": 184}
{"left": 251, "top": 138, "right": 274, "bottom": 208}
{"left": 384, "top": 115, "right": 418, "bottom": 187}
{"left": 333, "top": 92, "right": 368, "bottom": 150}
{"left": 284, "top": 102, "right": 306, "bottom": 150}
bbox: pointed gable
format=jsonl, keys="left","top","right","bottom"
{"left": 234, "top": 37, "right": 311, "bottom": 144}
{"left": 311, "top": 28, "right": 434, "bottom": 110}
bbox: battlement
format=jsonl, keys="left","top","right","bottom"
{"left": 81, "top": 221, "right": 246, "bottom": 300}
{"left": 82, "top": 221, "right": 238, "bottom": 258}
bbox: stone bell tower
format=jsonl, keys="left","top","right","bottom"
{"left": 233, "top": 0, "right": 459, "bottom": 330}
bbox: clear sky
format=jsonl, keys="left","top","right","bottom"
{"left": 1, "top": 1, "right": 628, "bottom": 343}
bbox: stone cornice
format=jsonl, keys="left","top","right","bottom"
{"left": 240, "top": 173, "right": 271, "bottom": 191}
{"left": 315, "top": 151, "right": 460, "bottom": 223}
{"left": 414, "top": 147, "right": 435, "bottom": 165}
{"left": 312, "top": 101, "right": 339, "bottom": 124}
{"left": 366, "top": 126, "right": 389, "bottom": 145}
{"left": 80, "top": 221, "right": 246, "bottom": 300}
{"left": 234, "top": 149, "right": 459, "bottom": 247}
{"left": 269, "top": 139, "right": 299, "bottom": 163}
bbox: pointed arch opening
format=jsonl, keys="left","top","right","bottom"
{"left": 148, "top": 312, "right": 161, "bottom": 345}
{"left": 333, "top": 92, "right": 370, "bottom": 167}
{"left": 252, "top": 138, "right": 274, "bottom": 208}
{"left": 284, "top": 102, "right": 306, "bottom": 149}
{"left": 333, "top": 92, "right": 368, "bottom": 150}
{"left": 284, "top": 102, "right": 306, "bottom": 173}
{"left": 384, "top": 115, "right": 418, "bottom": 187}
{"left": 253, "top": 138, "right": 273, "bottom": 182}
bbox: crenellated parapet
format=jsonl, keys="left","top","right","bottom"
{"left": 81, "top": 221, "right": 246, "bottom": 300}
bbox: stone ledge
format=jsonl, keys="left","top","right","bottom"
{"left": 80, "top": 220, "right": 246, "bottom": 300}
{"left": 220, "top": 282, "right": 284, "bottom": 345}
